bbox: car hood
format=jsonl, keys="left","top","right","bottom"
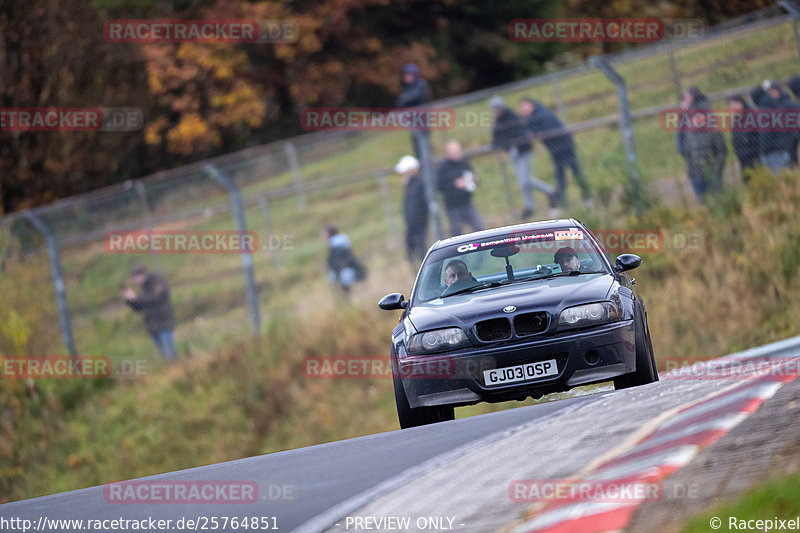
{"left": 407, "top": 273, "right": 615, "bottom": 333}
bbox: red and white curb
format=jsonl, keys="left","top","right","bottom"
{"left": 511, "top": 354, "right": 800, "bottom": 533}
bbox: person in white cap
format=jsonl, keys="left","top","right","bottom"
{"left": 394, "top": 155, "right": 429, "bottom": 265}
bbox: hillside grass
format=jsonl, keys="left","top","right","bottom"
{"left": 6, "top": 168, "right": 800, "bottom": 502}
{"left": 679, "top": 473, "right": 800, "bottom": 533}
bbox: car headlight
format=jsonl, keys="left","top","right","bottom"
{"left": 557, "top": 302, "right": 621, "bottom": 331}
{"left": 407, "top": 327, "right": 470, "bottom": 355}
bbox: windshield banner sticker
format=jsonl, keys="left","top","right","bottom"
{"left": 456, "top": 232, "right": 555, "bottom": 253}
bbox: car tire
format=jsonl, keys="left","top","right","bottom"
{"left": 614, "top": 309, "right": 658, "bottom": 389}
{"left": 393, "top": 373, "right": 455, "bottom": 428}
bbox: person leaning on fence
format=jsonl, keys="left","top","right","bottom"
{"left": 677, "top": 87, "right": 727, "bottom": 202}
{"left": 395, "top": 155, "right": 429, "bottom": 266}
{"left": 123, "top": 265, "right": 177, "bottom": 361}
{"left": 756, "top": 80, "right": 798, "bottom": 174}
{"left": 726, "top": 95, "right": 760, "bottom": 182}
{"left": 324, "top": 226, "right": 367, "bottom": 296}
{"left": 519, "top": 97, "right": 592, "bottom": 217}
{"left": 436, "top": 140, "right": 484, "bottom": 237}
{"left": 489, "top": 95, "right": 537, "bottom": 220}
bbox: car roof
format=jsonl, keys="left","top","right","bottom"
{"left": 430, "top": 218, "right": 585, "bottom": 250}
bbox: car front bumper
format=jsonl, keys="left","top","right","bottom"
{"left": 398, "top": 320, "right": 636, "bottom": 408}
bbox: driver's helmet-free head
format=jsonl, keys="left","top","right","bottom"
{"left": 554, "top": 246, "right": 578, "bottom": 263}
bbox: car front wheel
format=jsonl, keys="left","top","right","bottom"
{"left": 614, "top": 311, "right": 658, "bottom": 389}
{"left": 393, "top": 372, "right": 455, "bottom": 428}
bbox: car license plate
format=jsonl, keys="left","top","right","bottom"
{"left": 483, "top": 359, "right": 558, "bottom": 385}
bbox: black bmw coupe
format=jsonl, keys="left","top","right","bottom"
{"left": 378, "top": 219, "right": 658, "bottom": 428}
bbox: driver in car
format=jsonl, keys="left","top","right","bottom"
{"left": 554, "top": 246, "right": 581, "bottom": 273}
{"left": 440, "top": 259, "right": 477, "bottom": 296}
{"left": 444, "top": 259, "right": 472, "bottom": 287}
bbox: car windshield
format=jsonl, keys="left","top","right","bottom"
{"left": 413, "top": 227, "right": 610, "bottom": 304}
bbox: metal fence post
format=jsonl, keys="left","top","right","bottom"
{"left": 22, "top": 211, "right": 77, "bottom": 357}
{"left": 203, "top": 164, "right": 261, "bottom": 334}
{"left": 257, "top": 194, "right": 281, "bottom": 268}
{"left": 494, "top": 153, "right": 516, "bottom": 219}
{"left": 377, "top": 171, "right": 397, "bottom": 249}
{"left": 779, "top": 1, "right": 800, "bottom": 63}
{"left": 553, "top": 78, "right": 567, "bottom": 121}
{"left": 668, "top": 45, "right": 683, "bottom": 99}
{"left": 134, "top": 181, "right": 162, "bottom": 272}
{"left": 589, "top": 56, "right": 643, "bottom": 217}
{"left": 413, "top": 130, "right": 444, "bottom": 241}
{"left": 284, "top": 141, "right": 307, "bottom": 211}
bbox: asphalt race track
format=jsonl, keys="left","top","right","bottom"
{"left": 3, "top": 337, "right": 800, "bottom": 533}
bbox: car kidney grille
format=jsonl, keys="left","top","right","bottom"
{"left": 475, "top": 318, "right": 512, "bottom": 342}
{"left": 514, "top": 312, "right": 549, "bottom": 336}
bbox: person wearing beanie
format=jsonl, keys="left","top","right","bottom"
{"left": 554, "top": 246, "right": 581, "bottom": 273}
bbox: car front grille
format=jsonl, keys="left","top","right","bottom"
{"left": 513, "top": 312, "right": 549, "bottom": 336}
{"left": 475, "top": 318, "right": 512, "bottom": 342}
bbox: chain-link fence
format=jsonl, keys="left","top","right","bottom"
{"left": 1, "top": 5, "right": 797, "bottom": 364}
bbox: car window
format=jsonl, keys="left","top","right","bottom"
{"left": 413, "top": 227, "right": 609, "bottom": 303}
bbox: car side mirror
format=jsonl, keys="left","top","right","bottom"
{"left": 378, "top": 293, "right": 407, "bottom": 310}
{"left": 615, "top": 253, "right": 642, "bottom": 272}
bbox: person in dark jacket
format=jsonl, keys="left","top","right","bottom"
{"left": 436, "top": 140, "right": 484, "bottom": 236}
{"left": 123, "top": 265, "right": 176, "bottom": 360}
{"left": 758, "top": 80, "right": 798, "bottom": 173}
{"left": 787, "top": 75, "right": 800, "bottom": 100}
{"left": 324, "top": 226, "right": 366, "bottom": 296}
{"left": 519, "top": 97, "right": 592, "bottom": 214}
{"left": 784, "top": 75, "right": 800, "bottom": 167}
{"left": 397, "top": 63, "right": 434, "bottom": 186}
{"left": 395, "top": 155, "right": 429, "bottom": 265}
{"left": 490, "top": 95, "right": 536, "bottom": 219}
{"left": 726, "top": 95, "right": 760, "bottom": 181}
{"left": 678, "top": 87, "right": 727, "bottom": 202}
